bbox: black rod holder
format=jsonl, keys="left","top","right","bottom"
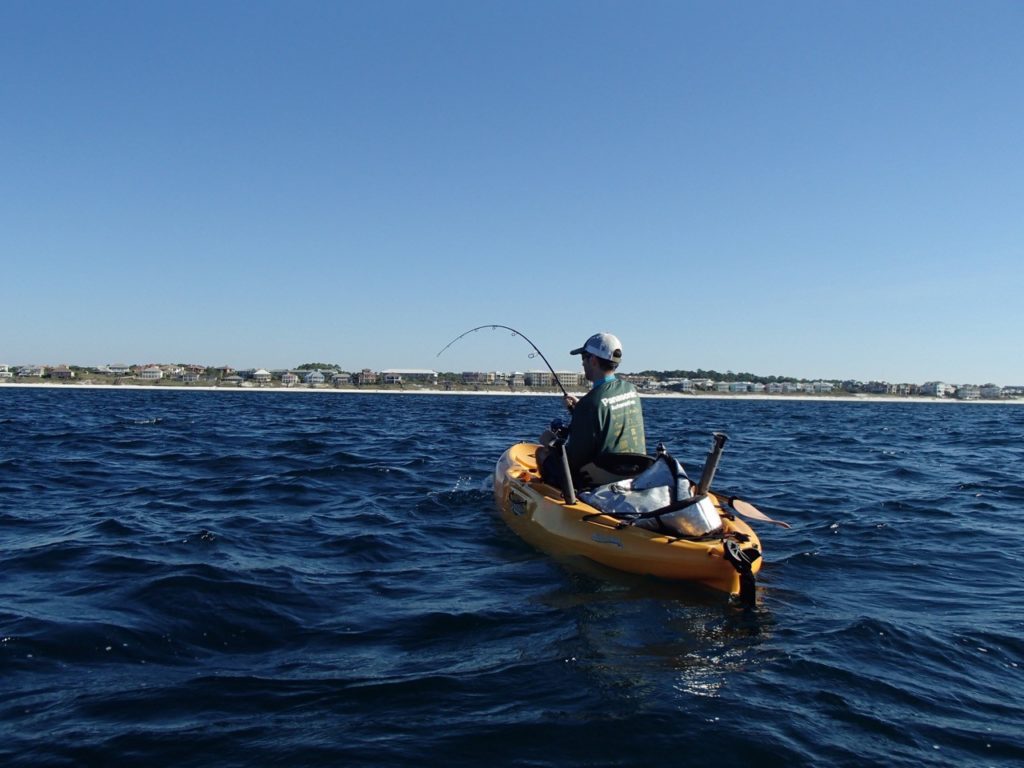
{"left": 696, "top": 432, "right": 728, "bottom": 495}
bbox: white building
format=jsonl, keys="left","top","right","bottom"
{"left": 139, "top": 366, "right": 163, "bottom": 380}
{"left": 920, "top": 382, "right": 953, "bottom": 397}
{"left": 252, "top": 369, "right": 272, "bottom": 384}
{"left": 304, "top": 370, "right": 326, "bottom": 385}
{"left": 0, "top": 365, "right": 11, "bottom": 379}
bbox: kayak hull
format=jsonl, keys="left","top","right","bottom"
{"left": 493, "top": 443, "right": 763, "bottom": 596}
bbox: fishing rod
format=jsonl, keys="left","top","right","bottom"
{"left": 436, "top": 324, "right": 570, "bottom": 398}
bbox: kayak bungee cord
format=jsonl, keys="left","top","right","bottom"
{"left": 436, "top": 325, "right": 570, "bottom": 398}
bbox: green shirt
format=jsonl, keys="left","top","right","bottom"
{"left": 565, "top": 376, "right": 646, "bottom": 471}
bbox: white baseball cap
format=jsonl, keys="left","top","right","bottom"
{"left": 570, "top": 332, "right": 623, "bottom": 363}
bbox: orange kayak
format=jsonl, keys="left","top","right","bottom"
{"left": 493, "top": 442, "right": 764, "bottom": 599}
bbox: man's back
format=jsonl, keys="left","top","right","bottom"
{"left": 566, "top": 376, "right": 646, "bottom": 470}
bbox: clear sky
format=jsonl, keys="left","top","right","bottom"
{"left": 3, "top": 1, "right": 1022, "bottom": 384}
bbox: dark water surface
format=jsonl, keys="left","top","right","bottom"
{"left": 2, "top": 388, "right": 1022, "bottom": 767}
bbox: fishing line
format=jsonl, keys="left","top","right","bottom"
{"left": 436, "top": 324, "right": 570, "bottom": 398}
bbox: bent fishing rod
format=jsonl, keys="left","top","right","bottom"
{"left": 436, "top": 324, "right": 570, "bottom": 398}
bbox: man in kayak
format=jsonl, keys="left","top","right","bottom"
{"left": 538, "top": 332, "right": 647, "bottom": 488}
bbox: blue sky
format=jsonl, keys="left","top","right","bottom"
{"left": 3, "top": 1, "right": 1022, "bottom": 384}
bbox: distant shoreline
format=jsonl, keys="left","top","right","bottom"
{"left": 2, "top": 381, "right": 1021, "bottom": 404}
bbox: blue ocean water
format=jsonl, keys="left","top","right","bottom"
{"left": 1, "top": 388, "right": 1022, "bottom": 767}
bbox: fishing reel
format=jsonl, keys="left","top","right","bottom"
{"left": 549, "top": 417, "right": 570, "bottom": 442}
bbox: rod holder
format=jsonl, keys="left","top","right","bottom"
{"left": 697, "top": 432, "right": 728, "bottom": 495}
{"left": 558, "top": 443, "right": 576, "bottom": 505}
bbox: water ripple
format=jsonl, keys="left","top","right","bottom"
{"left": 1, "top": 390, "right": 1022, "bottom": 766}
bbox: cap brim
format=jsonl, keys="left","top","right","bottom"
{"left": 569, "top": 346, "right": 585, "bottom": 355}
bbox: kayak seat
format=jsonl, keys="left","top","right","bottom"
{"left": 578, "top": 453, "right": 656, "bottom": 489}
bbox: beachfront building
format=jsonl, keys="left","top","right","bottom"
{"left": 812, "top": 381, "right": 835, "bottom": 393}
{"left": 462, "top": 371, "right": 498, "bottom": 385}
{"left": 281, "top": 372, "right": 300, "bottom": 387}
{"left": 980, "top": 384, "right": 1003, "bottom": 399}
{"left": 304, "top": 370, "right": 326, "bottom": 385}
{"left": 507, "top": 372, "right": 526, "bottom": 388}
{"left": 380, "top": 369, "right": 438, "bottom": 386}
{"left": 51, "top": 365, "right": 75, "bottom": 380}
{"left": 352, "top": 369, "right": 378, "bottom": 386}
{"left": 524, "top": 371, "right": 583, "bottom": 388}
{"left": 559, "top": 371, "right": 583, "bottom": 387}
{"left": 331, "top": 372, "right": 349, "bottom": 386}
{"left": 180, "top": 371, "right": 201, "bottom": 384}
{"left": 956, "top": 385, "right": 981, "bottom": 400}
{"left": 252, "top": 369, "right": 272, "bottom": 384}
{"left": 18, "top": 365, "right": 46, "bottom": 377}
{"left": 0, "top": 365, "right": 11, "bottom": 379}
{"left": 106, "top": 363, "right": 132, "bottom": 375}
{"left": 920, "top": 382, "right": 953, "bottom": 397}
{"left": 628, "top": 376, "right": 661, "bottom": 391}
{"left": 139, "top": 366, "right": 163, "bottom": 381}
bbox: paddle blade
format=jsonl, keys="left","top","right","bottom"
{"left": 730, "top": 498, "right": 791, "bottom": 528}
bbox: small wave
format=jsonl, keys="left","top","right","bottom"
{"left": 4, "top": 388, "right": 1024, "bottom": 768}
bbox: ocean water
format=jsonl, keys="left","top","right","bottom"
{"left": 1, "top": 388, "right": 1022, "bottom": 767}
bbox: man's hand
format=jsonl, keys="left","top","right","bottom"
{"left": 563, "top": 394, "right": 578, "bottom": 411}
